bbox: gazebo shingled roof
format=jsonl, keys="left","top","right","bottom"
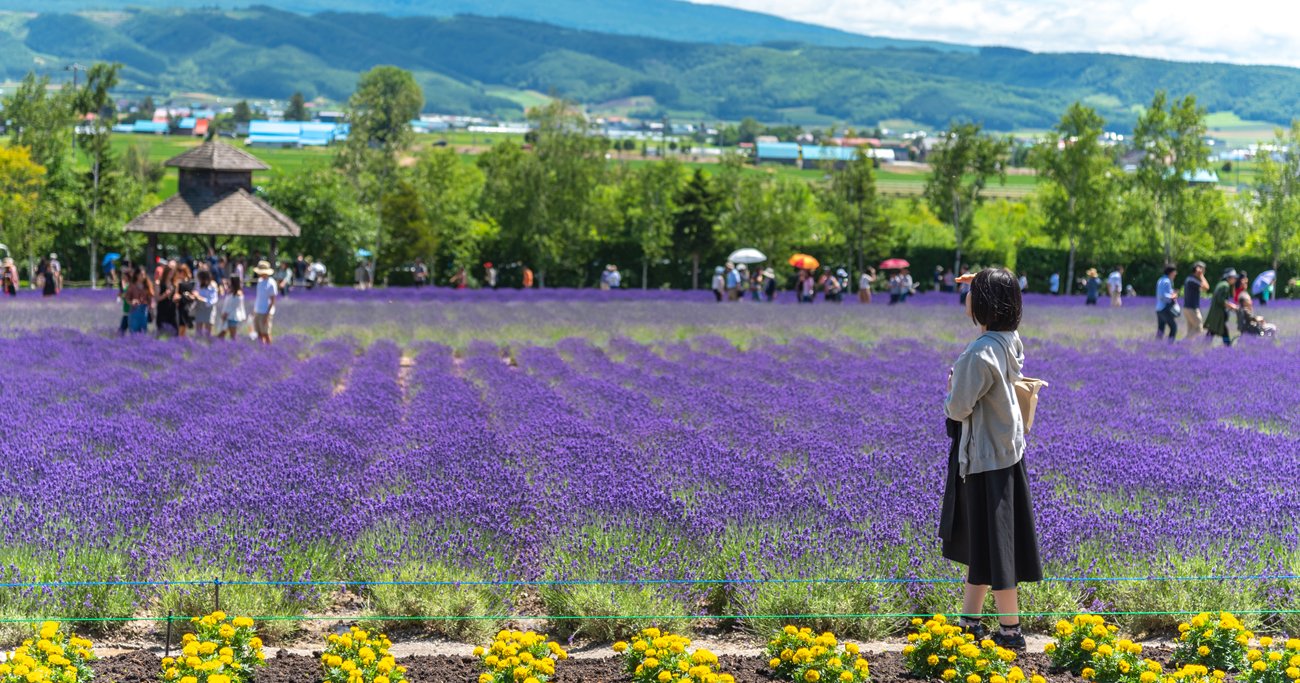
{"left": 124, "top": 187, "right": 300, "bottom": 238}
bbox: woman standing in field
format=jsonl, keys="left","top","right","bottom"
{"left": 192, "top": 270, "right": 220, "bottom": 338}
{"left": 941, "top": 267, "right": 1041, "bottom": 650}
{"left": 155, "top": 264, "right": 180, "bottom": 337}
{"left": 126, "top": 267, "right": 154, "bottom": 334}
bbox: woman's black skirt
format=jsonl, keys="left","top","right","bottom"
{"left": 940, "top": 418, "right": 1043, "bottom": 590}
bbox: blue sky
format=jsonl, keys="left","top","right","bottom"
{"left": 694, "top": 0, "right": 1300, "bottom": 67}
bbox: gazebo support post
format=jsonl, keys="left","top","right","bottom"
{"left": 146, "top": 233, "right": 158, "bottom": 269}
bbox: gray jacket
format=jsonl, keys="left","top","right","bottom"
{"left": 944, "top": 331, "right": 1026, "bottom": 478}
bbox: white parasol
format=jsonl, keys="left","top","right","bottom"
{"left": 727, "top": 248, "right": 767, "bottom": 265}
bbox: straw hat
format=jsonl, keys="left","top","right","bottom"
{"left": 2, "top": 257, "right": 13, "bottom": 267}
{"left": 253, "top": 260, "right": 275, "bottom": 276}
{"left": 1085, "top": 268, "right": 1098, "bottom": 278}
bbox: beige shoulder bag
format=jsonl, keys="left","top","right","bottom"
{"left": 992, "top": 335, "right": 1048, "bottom": 433}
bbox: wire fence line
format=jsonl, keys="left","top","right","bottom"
{"left": 4, "top": 573, "right": 1300, "bottom": 590}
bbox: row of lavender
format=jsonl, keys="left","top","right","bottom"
{"left": 0, "top": 306, "right": 1297, "bottom": 638}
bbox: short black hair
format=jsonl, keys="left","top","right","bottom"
{"left": 1163, "top": 266, "right": 1177, "bottom": 276}
{"left": 971, "top": 268, "right": 1022, "bottom": 331}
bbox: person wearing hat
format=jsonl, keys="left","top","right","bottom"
{"left": 1203, "top": 268, "right": 1239, "bottom": 346}
{"left": 47, "top": 252, "right": 61, "bottom": 296}
{"left": 483, "top": 262, "right": 497, "bottom": 290}
{"left": 1183, "top": 261, "right": 1209, "bottom": 332}
{"left": 762, "top": 267, "right": 777, "bottom": 302}
{"left": 1083, "top": 268, "right": 1101, "bottom": 305}
{"left": 1, "top": 257, "right": 18, "bottom": 297}
{"left": 711, "top": 265, "right": 725, "bottom": 302}
{"left": 252, "top": 260, "right": 278, "bottom": 345}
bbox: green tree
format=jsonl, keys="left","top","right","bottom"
{"left": 820, "top": 149, "right": 882, "bottom": 282}
{"left": 923, "top": 122, "right": 1010, "bottom": 275}
{"left": 719, "top": 175, "right": 816, "bottom": 263}
{"left": 673, "top": 168, "right": 722, "bottom": 289}
{"left": 284, "top": 92, "right": 308, "bottom": 122}
{"left": 1031, "top": 102, "right": 1117, "bottom": 294}
{"left": 260, "top": 166, "right": 377, "bottom": 280}
{"left": 231, "top": 100, "right": 253, "bottom": 124}
{"left": 620, "top": 160, "right": 682, "bottom": 288}
{"left": 1131, "top": 90, "right": 1209, "bottom": 264}
{"left": 4, "top": 72, "right": 79, "bottom": 279}
{"left": 337, "top": 65, "right": 424, "bottom": 280}
{"left": 1252, "top": 122, "right": 1300, "bottom": 272}
{"left": 406, "top": 147, "right": 493, "bottom": 278}
{"left": 72, "top": 63, "right": 128, "bottom": 288}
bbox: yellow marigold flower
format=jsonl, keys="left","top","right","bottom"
{"left": 1272, "top": 653, "right": 1286, "bottom": 663}
{"left": 1082, "top": 668, "right": 1096, "bottom": 681}
{"left": 658, "top": 671, "right": 672, "bottom": 683}
{"left": 804, "top": 670, "right": 821, "bottom": 682}
{"left": 942, "top": 670, "right": 957, "bottom": 680}
{"left": 1199, "top": 646, "right": 1210, "bottom": 657}
{"left": 840, "top": 673, "right": 854, "bottom": 683}
{"left": 928, "top": 655, "right": 940, "bottom": 666}
{"left": 1044, "top": 643, "right": 1056, "bottom": 653}
{"left": 1255, "top": 662, "right": 1269, "bottom": 672}
{"left": 1032, "top": 676, "right": 1047, "bottom": 683}
{"left": 1098, "top": 645, "right": 1114, "bottom": 657}
{"left": 1082, "top": 639, "right": 1096, "bottom": 652}
{"left": 770, "top": 658, "right": 782, "bottom": 669}
{"left": 1141, "top": 673, "right": 1159, "bottom": 683}
{"left": 967, "top": 675, "right": 982, "bottom": 683}
{"left": 1285, "top": 667, "right": 1300, "bottom": 680}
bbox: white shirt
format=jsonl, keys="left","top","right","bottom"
{"left": 859, "top": 273, "right": 873, "bottom": 289}
{"left": 222, "top": 292, "right": 247, "bottom": 322}
{"left": 1108, "top": 271, "right": 1123, "bottom": 293}
{"left": 255, "top": 278, "right": 278, "bottom": 315}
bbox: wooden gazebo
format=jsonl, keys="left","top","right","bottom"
{"left": 124, "top": 141, "right": 300, "bottom": 265}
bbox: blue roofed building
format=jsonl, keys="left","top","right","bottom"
{"left": 246, "top": 120, "right": 348, "bottom": 147}
{"left": 755, "top": 141, "right": 881, "bottom": 169}
{"left": 132, "top": 120, "right": 170, "bottom": 135}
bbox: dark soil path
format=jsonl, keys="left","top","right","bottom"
{"left": 87, "top": 649, "right": 1091, "bottom": 683}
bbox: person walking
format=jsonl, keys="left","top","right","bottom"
{"left": 1203, "top": 268, "right": 1239, "bottom": 347}
{"left": 176, "top": 264, "right": 197, "bottom": 338}
{"left": 941, "top": 267, "right": 1041, "bottom": 650}
{"left": 154, "top": 264, "right": 180, "bottom": 337}
{"left": 193, "top": 270, "right": 220, "bottom": 338}
{"left": 126, "top": 267, "right": 154, "bottom": 334}
{"left": 47, "top": 253, "right": 62, "bottom": 295}
{"left": 483, "top": 262, "right": 498, "bottom": 289}
{"left": 1083, "top": 268, "right": 1101, "bottom": 305}
{"left": 1107, "top": 266, "right": 1124, "bottom": 307}
{"left": 1183, "top": 261, "right": 1208, "bottom": 332}
{"left": 724, "top": 262, "right": 741, "bottom": 301}
{"left": 824, "top": 269, "right": 844, "bottom": 303}
{"left": 354, "top": 260, "right": 373, "bottom": 290}
{"left": 1, "top": 258, "right": 18, "bottom": 298}
{"left": 293, "top": 254, "right": 307, "bottom": 288}
{"left": 900, "top": 268, "right": 914, "bottom": 303}
{"left": 252, "top": 260, "right": 277, "bottom": 345}
{"left": 218, "top": 275, "right": 247, "bottom": 340}
{"left": 858, "top": 267, "right": 875, "bottom": 303}
{"left": 413, "top": 258, "right": 429, "bottom": 288}
{"left": 762, "top": 268, "right": 777, "bottom": 302}
{"left": 711, "top": 266, "right": 725, "bottom": 302}
{"left": 1155, "top": 266, "right": 1180, "bottom": 341}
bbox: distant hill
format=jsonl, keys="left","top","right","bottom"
{"left": 6, "top": 8, "right": 1300, "bottom": 130}
{"left": 0, "top": 0, "right": 973, "bottom": 52}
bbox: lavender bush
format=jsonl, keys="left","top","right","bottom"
{"left": 0, "top": 290, "right": 1296, "bottom": 640}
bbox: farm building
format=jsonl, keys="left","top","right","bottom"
{"left": 246, "top": 120, "right": 349, "bottom": 147}
{"left": 755, "top": 142, "right": 895, "bottom": 169}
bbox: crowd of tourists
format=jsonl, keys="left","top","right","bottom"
{"left": 112, "top": 252, "right": 331, "bottom": 345}
{"left": 1150, "top": 262, "right": 1278, "bottom": 345}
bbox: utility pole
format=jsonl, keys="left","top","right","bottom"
{"left": 65, "top": 63, "right": 85, "bottom": 88}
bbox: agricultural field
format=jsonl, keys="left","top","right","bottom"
{"left": 0, "top": 289, "right": 1297, "bottom": 654}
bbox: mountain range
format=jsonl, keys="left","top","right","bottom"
{"left": 2, "top": 4, "right": 1300, "bottom": 131}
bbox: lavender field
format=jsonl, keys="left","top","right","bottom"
{"left": 0, "top": 291, "right": 1298, "bottom": 641}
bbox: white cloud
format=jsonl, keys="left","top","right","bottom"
{"left": 690, "top": 0, "right": 1300, "bottom": 68}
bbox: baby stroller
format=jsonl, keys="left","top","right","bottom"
{"left": 1237, "top": 306, "right": 1277, "bottom": 338}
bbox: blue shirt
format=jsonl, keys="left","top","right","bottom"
{"left": 725, "top": 270, "right": 739, "bottom": 288}
{"left": 1155, "top": 275, "right": 1174, "bottom": 311}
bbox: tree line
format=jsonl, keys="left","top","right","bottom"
{"left": 1, "top": 64, "right": 1298, "bottom": 293}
